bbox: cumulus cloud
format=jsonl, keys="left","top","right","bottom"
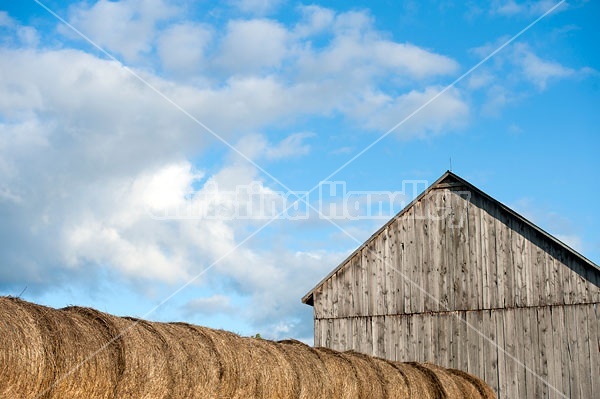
{"left": 132, "top": 158, "right": 347, "bottom": 338}
{"left": 0, "top": 48, "right": 213, "bottom": 174}
{"left": 294, "top": 16, "right": 458, "bottom": 83}
{"left": 64, "top": 0, "right": 179, "bottom": 61}
{"left": 0, "top": 123, "right": 338, "bottom": 336}
{"left": 0, "top": 78, "right": 335, "bottom": 335}
{"left": 294, "top": 5, "right": 335, "bottom": 37}
{"left": 217, "top": 19, "right": 289, "bottom": 75}
{"left": 157, "top": 23, "right": 213, "bottom": 77}
{"left": 358, "top": 87, "right": 469, "bottom": 138}
{"left": 0, "top": 3, "right": 475, "bottom": 339}
{"left": 56, "top": 3, "right": 464, "bottom": 135}
{"left": 0, "top": 47, "right": 323, "bottom": 148}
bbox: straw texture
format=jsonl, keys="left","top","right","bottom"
{"left": 0, "top": 297, "right": 495, "bottom": 398}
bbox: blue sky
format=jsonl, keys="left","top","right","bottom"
{"left": 0, "top": 0, "right": 598, "bottom": 342}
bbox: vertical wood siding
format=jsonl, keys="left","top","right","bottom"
{"left": 313, "top": 187, "right": 599, "bottom": 319}
{"left": 311, "top": 184, "right": 600, "bottom": 399}
{"left": 314, "top": 304, "right": 599, "bottom": 399}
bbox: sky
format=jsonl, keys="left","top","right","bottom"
{"left": 0, "top": 0, "right": 598, "bottom": 343}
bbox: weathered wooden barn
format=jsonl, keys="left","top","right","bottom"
{"left": 302, "top": 171, "right": 600, "bottom": 399}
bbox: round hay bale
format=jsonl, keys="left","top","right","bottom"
{"left": 340, "top": 350, "right": 387, "bottom": 398}
{"left": 277, "top": 340, "right": 332, "bottom": 398}
{"left": 157, "top": 322, "right": 222, "bottom": 398}
{"left": 242, "top": 338, "right": 297, "bottom": 398}
{"left": 0, "top": 297, "right": 46, "bottom": 398}
{"left": 0, "top": 297, "right": 496, "bottom": 399}
{"left": 389, "top": 362, "right": 436, "bottom": 398}
{"left": 368, "top": 357, "right": 411, "bottom": 398}
{"left": 54, "top": 306, "right": 119, "bottom": 398}
{"left": 445, "top": 367, "right": 497, "bottom": 398}
{"left": 198, "top": 325, "right": 256, "bottom": 398}
{"left": 113, "top": 317, "right": 172, "bottom": 398}
{"left": 313, "top": 346, "right": 362, "bottom": 398}
{"left": 406, "top": 362, "right": 460, "bottom": 398}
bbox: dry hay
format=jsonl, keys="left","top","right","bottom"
{"left": 0, "top": 297, "right": 496, "bottom": 398}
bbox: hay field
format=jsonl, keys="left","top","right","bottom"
{"left": 0, "top": 297, "right": 495, "bottom": 398}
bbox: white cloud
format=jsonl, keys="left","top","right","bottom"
{"left": 332, "top": 10, "right": 373, "bottom": 36}
{"left": 358, "top": 87, "right": 469, "bottom": 138}
{"left": 470, "top": 41, "right": 583, "bottom": 92}
{"left": 16, "top": 26, "right": 39, "bottom": 47}
{"left": 467, "top": 71, "right": 495, "bottom": 90}
{"left": 0, "top": 11, "right": 13, "bottom": 27}
{"left": 265, "top": 132, "right": 314, "bottom": 160}
{"left": 371, "top": 41, "right": 459, "bottom": 79}
{"left": 0, "top": 48, "right": 214, "bottom": 175}
{"left": 294, "top": 5, "right": 335, "bottom": 37}
{"left": 65, "top": 0, "right": 179, "bottom": 61}
{"left": 0, "top": 4, "right": 474, "bottom": 340}
{"left": 135, "top": 163, "right": 204, "bottom": 212}
{"left": 182, "top": 295, "right": 235, "bottom": 316}
{"left": 295, "top": 26, "right": 458, "bottom": 82}
{"left": 51, "top": 162, "right": 204, "bottom": 283}
{"left": 0, "top": 114, "right": 338, "bottom": 336}
{"left": 217, "top": 19, "right": 289, "bottom": 74}
{"left": 466, "top": 41, "right": 590, "bottom": 114}
{"left": 0, "top": 47, "right": 327, "bottom": 154}
{"left": 0, "top": 11, "right": 40, "bottom": 48}
{"left": 232, "top": 132, "right": 314, "bottom": 161}
{"left": 50, "top": 5, "right": 465, "bottom": 136}
{"left": 235, "top": 132, "right": 315, "bottom": 161}
{"left": 157, "top": 23, "right": 213, "bottom": 77}
{"left": 514, "top": 44, "right": 575, "bottom": 90}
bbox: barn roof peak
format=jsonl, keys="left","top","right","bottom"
{"left": 301, "top": 170, "right": 599, "bottom": 306}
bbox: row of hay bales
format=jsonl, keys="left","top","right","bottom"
{"left": 0, "top": 297, "right": 495, "bottom": 398}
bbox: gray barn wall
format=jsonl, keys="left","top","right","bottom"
{"left": 311, "top": 182, "right": 600, "bottom": 399}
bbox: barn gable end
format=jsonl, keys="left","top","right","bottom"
{"left": 302, "top": 171, "right": 600, "bottom": 399}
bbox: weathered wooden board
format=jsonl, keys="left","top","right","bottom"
{"left": 309, "top": 176, "right": 600, "bottom": 399}
{"left": 587, "top": 304, "right": 600, "bottom": 399}
{"left": 313, "top": 303, "right": 598, "bottom": 398}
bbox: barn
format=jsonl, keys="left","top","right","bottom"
{"left": 302, "top": 171, "right": 600, "bottom": 399}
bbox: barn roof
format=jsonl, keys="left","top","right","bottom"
{"left": 301, "top": 170, "right": 599, "bottom": 306}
